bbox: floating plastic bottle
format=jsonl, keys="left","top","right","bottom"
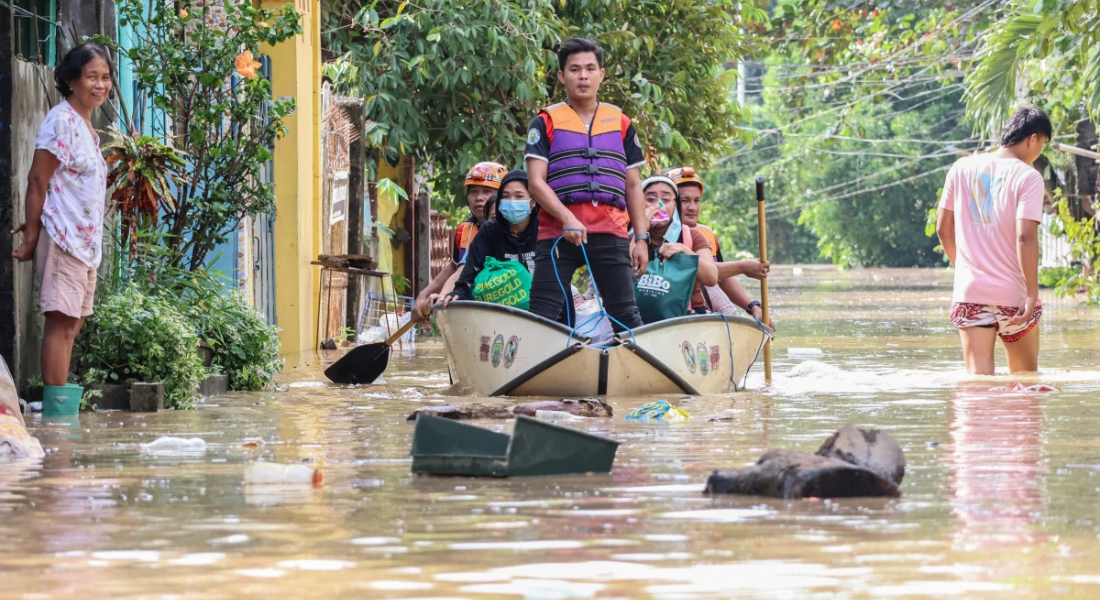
{"left": 244, "top": 461, "right": 323, "bottom": 486}
{"left": 534, "top": 410, "right": 586, "bottom": 423}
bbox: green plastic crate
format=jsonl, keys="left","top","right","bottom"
{"left": 410, "top": 414, "right": 620, "bottom": 477}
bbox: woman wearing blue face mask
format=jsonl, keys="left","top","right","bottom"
{"left": 435, "top": 170, "right": 539, "bottom": 306}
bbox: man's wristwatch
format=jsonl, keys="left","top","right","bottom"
{"left": 745, "top": 300, "right": 761, "bottom": 315}
{"left": 632, "top": 232, "right": 651, "bottom": 242}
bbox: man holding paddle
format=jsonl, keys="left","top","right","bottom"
{"left": 667, "top": 166, "right": 770, "bottom": 323}
{"left": 413, "top": 161, "right": 508, "bottom": 322}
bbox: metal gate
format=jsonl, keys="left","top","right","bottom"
{"left": 252, "top": 55, "right": 277, "bottom": 326}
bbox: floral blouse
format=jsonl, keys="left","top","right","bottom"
{"left": 34, "top": 100, "right": 108, "bottom": 268}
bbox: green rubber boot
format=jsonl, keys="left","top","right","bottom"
{"left": 42, "top": 384, "right": 84, "bottom": 417}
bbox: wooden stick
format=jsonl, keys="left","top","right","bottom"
{"left": 755, "top": 177, "right": 772, "bottom": 384}
{"left": 384, "top": 316, "right": 418, "bottom": 346}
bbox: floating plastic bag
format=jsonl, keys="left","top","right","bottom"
{"left": 989, "top": 382, "right": 1059, "bottom": 393}
{"left": 574, "top": 298, "right": 615, "bottom": 346}
{"left": 357, "top": 326, "right": 386, "bottom": 344}
{"left": 245, "top": 461, "right": 323, "bottom": 486}
{"left": 140, "top": 437, "right": 207, "bottom": 454}
{"left": 624, "top": 400, "right": 690, "bottom": 422}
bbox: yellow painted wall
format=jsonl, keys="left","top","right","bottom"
{"left": 263, "top": 0, "right": 322, "bottom": 358}
{"left": 375, "top": 158, "right": 409, "bottom": 283}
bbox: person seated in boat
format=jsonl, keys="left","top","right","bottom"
{"left": 667, "top": 166, "right": 770, "bottom": 323}
{"left": 413, "top": 161, "right": 508, "bottom": 321}
{"left": 432, "top": 170, "right": 538, "bottom": 307}
{"left": 639, "top": 176, "right": 718, "bottom": 307}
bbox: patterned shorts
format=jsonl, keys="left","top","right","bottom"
{"left": 950, "top": 301, "right": 1043, "bottom": 343}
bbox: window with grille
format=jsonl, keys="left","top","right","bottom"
{"left": 12, "top": 0, "right": 57, "bottom": 65}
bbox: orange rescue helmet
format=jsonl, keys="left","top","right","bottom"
{"left": 666, "top": 166, "right": 704, "bottom": 193}
{"left": 465, "top": 161, "right": 508, "bottom": 189}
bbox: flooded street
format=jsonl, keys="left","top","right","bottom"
{"left": 5, "top": 265, "right": 1100, "bottom": 599}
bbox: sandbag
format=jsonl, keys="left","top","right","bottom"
{"left": 473, "top": 257, "right": 532, "bottom": 309}
{"left": 632, "top": 252, "right": 698, "bottom": 323}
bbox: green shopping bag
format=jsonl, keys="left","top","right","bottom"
{"left": 473, "top": 256, "right": 532, "bottom": 309}
{"left": 632, "top": 252, "right": 698, "bottom": 324}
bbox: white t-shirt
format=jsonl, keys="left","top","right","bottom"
{"left": 35, "top": 100, "right": 107, "bottom": 268}
{"left": 938, "top": 153, "right": 1044, "bottom": 306}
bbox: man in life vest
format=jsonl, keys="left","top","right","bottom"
{"left": 666, "top": 166, "right": 770, "bottom": 322}
{"left": 524, "top": 38, "right": 649, "bottom": 330}
{"left": 413, "top": 161, "right": 507, "bottom": 321}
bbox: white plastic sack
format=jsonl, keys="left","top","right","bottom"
{"left": 380, "top": 312, "right": 415, "bottom": 345}
{"left": 573, "top": 299, "right": 616, "bottom": 346}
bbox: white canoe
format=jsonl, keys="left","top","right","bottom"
{"left": 436, "top": 301, "right": 773, "bottom": 397}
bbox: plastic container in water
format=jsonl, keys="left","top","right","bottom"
{"left": 244, "top": 461, "right": 323, "bottom": 485}
{"left": 534, "top": 410, "right": 586, "bottom": 423}
{"left": 410, "top": 415, "right": 620, "bottom": 477}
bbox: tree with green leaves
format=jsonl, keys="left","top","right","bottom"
{"left": 112, "top": 0, "right": 301, "bottom": 271}
{"left": 964, "top": 0, "right": 1099, "bottom": 133}
{"left": 699, "top": 1, "right": 985, "bottom": 266}
{"left": 322, "top": 0, "right": 768, "bottom": 208}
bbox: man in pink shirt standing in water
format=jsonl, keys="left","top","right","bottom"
{"left": 936, "top": 107, "right": 1051, "bottom": 375}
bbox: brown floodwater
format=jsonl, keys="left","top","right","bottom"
{"left": 4, "top": 265, "right": 1100, "bottom": 599}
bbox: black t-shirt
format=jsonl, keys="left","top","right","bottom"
{"left": 451, "top": 215, "right": 540, "bottom": 301}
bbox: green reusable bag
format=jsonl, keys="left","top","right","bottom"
{"left": 473, "top": 256, "right": 532, "bottom": 309}
{"left": 632, "top": 252, "right": 698, "bottom": 324}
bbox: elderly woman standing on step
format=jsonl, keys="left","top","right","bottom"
{"left": 11, "top": 43, "right": 113, "bottom": 408}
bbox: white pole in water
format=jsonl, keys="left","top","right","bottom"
{"left": 1051, "top": 142, "right": 1100, "bottom": 161}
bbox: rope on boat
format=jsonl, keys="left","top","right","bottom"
{"left": 717, "top": 312, "right": 738, "bottom": 391}
{"left": 552, "top": 231, "right": 637, "bottom": 349}
{"left": 742, "top": 317, "right": 771, "bottom": 389}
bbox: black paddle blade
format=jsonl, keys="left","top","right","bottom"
{"left": 324, "top": 343, "right": 391, "bottom": 385}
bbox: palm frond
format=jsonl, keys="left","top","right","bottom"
{"left": 964, "top": 13, "right": 1046, "bottom": 136}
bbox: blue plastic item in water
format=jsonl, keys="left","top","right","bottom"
{"left": 624, "top": 400, "right": 690, "bottom": 421}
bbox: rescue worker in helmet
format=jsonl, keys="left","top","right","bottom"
{"left": 666, "top": 166, "right": 771, "bottom": 322}
{"left": 412, "top": 161, "right": 507, "bottom": 321}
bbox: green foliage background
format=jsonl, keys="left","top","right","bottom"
{"left": 320, "top": 0, "right": 1098, "bottom": 273}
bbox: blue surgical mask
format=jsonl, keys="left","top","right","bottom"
{"left": 498, "top": 199, "right": 532, "bottom": 225}
{"left": 665, "top": 209, "right": 682, "bottom": 244}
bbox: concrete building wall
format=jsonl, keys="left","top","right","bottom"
{"left": 8, "top": 60, "right": 60, "bottom": 384}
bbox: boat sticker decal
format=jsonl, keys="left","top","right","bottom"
{"left": 697, "top": 343, "right": 710, "bottom": 376}
{"left": 504, "top": 336, "right": 519, "bottom": 369}
{"left": 710, "top": 345, "right": 721, "bottom": 372}
{"left": 480, "top": 336, "right": 491, "bottom": 362}
{"left": 682, "top": 341, "right": 696, "bottom": 373}
{"left": 491, "top": 334, "right": 505, "bottom": 368}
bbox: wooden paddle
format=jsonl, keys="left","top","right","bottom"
{"left": 324, "top": 318, "right": 418, "bottom": 385}
{"left": 755, "top": 176, "right": 772, "bottom": 384}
